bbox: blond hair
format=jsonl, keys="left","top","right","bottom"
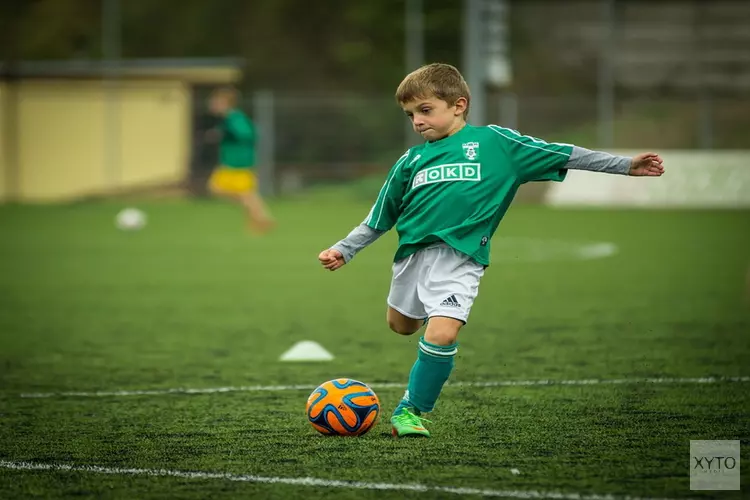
{"left": 395, "top": 63, "right": 471, "bottom": 119}
{"left": 210, "top": 86, "right": 240, "bottom": 107}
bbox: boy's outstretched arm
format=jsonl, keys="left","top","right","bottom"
{"left": 318, "top": 150, "right": 411, "bottom": 271}
{"left": 488, "top": 126, "right": 664, "bottom": 183}
{"left": 319, "top": 224, "right": 385, "bottom": 271}
{"left": 567, "top": 146, "right": 664, "bottom": 176}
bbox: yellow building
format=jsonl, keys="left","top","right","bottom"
{"left": 0, "top": 59, "right": 242, "bottom": 203}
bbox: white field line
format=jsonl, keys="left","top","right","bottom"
{"left": 0, "top": 460, "right": 692, "bottom": 500}
{"left": 19, "top": 376, "right": 750, "bottom": 399}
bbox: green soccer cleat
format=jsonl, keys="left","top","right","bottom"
{"left": 391, "top": 407, "right": 431, "bottom": 438}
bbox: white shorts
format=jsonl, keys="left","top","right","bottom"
{"left": 387, "top": 243, "right": 485, "bottom": 324}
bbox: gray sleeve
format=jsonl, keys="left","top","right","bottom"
{"left": 330, "top": 223, "right": 385, "bottom": 263}
{"left": 566, "top": 146, "right": 631, "bottom": 175}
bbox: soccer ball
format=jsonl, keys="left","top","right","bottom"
{"left": 115, "top": 208, "right": 147, "bottom": 231}
{"left": 306, "top": 378, "right": 380, "bottom": 436}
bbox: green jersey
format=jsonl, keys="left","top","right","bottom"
{"left": 220, "top": 109, "right": 256, "bottom": 168}
{"left": 364, "top": 124, "right": 573, "bottom": 266}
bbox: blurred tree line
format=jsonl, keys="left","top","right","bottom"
{"left": 2, "top": 0, "right": 747, "bottom": 153}
{"left": 0, "top": 0, "right": 465, "bottom": 93}
{"left": 0, "top": 0, "right": 606, "bottom": 168}
{"left": 0, "top": 0, "right": 591, "bottom": 97}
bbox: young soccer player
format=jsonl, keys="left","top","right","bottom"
{"left": 318, "top": 63, "right": 664, "bottom": 438}
{"left": 207, "top": 86, "right": 274, "bottom": 232}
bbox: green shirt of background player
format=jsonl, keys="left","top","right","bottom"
{"left": 219, "top": 108, "right": 256, "bottom": 168}
{"left": 318, "top": 63, "right": 665, "bottom": 439}
{"left": 206, "top": 87, "right": 274, "bottom": 233}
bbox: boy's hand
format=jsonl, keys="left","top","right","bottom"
{"left": 629, "top": 153, "right": 665, "bottom": 177}
{"left": 318, "top": 249, "right": 346, "bottom": 271}
{"left": 204, "top": 128, "right": 222, "bottom": 143}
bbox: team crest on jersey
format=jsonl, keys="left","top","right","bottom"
{"left": 462, "top": 142, "right": 479, "bottom": 160}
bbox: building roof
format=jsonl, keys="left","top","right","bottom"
{"left": 0, "top": 58, "right": 244, "bottom": 83}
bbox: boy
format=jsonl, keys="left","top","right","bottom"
{"left": 318, "top": 63, "right": 664, "bottom": 438}
{"left": 207, "top": 86, "right": 274, "bottom": 232}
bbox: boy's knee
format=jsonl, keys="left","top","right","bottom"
{"left": 424, "top": 316, "right": 463, "bottom": 346}
{"left": 386, "top": 308, "right": 423, "bottom": 335}
{"left": 387, "top": 318, "right": 421, "bottom": 336}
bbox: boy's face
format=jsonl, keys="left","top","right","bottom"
{"left": 208, "top": 95, "right": 231, "bottom": 116}
{"left": 401, "top": 96, "right": 467, "bottom": 141}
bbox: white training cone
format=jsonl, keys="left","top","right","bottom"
{"left": 279, "top": 341, "right": 334, "bottom": 362}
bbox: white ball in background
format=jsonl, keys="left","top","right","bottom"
{"left": 115, "top": 208, "right": 147, "bottom": 231}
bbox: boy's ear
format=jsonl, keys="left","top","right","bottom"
{"left": 453, "top": 97, "right": 468, "bottom": 116}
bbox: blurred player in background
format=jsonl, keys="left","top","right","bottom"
{"left": 318, "top": 63, "right": 664, "bottom": 439}
{"left": 206, "top": 87, "right": 274, "bottom": 233}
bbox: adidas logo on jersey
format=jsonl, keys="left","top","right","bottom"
{"left": 440, "top": 295, "right": 461, "bottom": 308}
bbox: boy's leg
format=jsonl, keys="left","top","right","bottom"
{"left": 241, "top": 190, "right": 275, "bottom": 231}
{"left": 237, "top": 171, "right": 274, "bottom": 232}
{"left": 386, "top": 253, "right": 427, "bottom": 335}
{"left": 391, "top": 245, "right": 484, "bottom": 438}
{"left": 386, "top": 307, "right": 426, "bottom": 336}
{"left": 391, "top": 317, "right": 462, "bottom": 437}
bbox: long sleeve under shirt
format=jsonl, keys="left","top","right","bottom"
{"left": 330, "top": 146, "right": 631, "bottom": 263}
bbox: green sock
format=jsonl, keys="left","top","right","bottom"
{"left": 394, "top": 336, "right": 457, "bottom": 415}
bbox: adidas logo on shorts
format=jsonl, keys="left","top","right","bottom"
{"left": 440, "top": 295, "right": 461, "bottom": 308}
